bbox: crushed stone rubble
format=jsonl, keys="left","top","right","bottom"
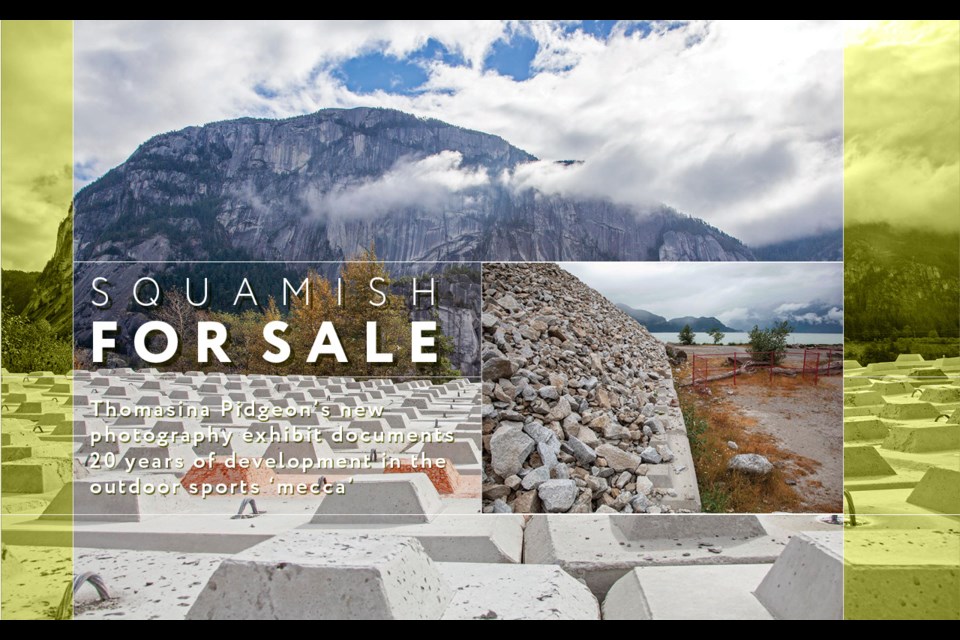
{"left": 481, "top": 263, "right": 697, "bottom": 514}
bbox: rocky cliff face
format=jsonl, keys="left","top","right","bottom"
{"left": 402, "top": 272, "right": 480, "bottom": 378}
{"left": 22, "top": 212, "right": 72, "bottom": 337}
{"left": 844, "top": 224, "right": 960, "bottom": 341}
{"left": 73, "top": 107, "right": 753, "bottom": 264}
{"left": 481, "top": 263, "right": 701, "bottom": 514}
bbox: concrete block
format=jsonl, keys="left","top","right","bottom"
{"left": 2, "top": 446, "right": 35, "bottom": 462}
{"left": 883, "top": 423, "right": 960, "bottom": 453}
{"left": 54, "top": 418, "right": 104, "bottom": 438}
{"left": 419, "top": 440, "right": 481, "bottom": 466}
{"left": 439, "top": 563, "right": 600, "bottom": 620}
{"left": 310, "top": 475, "right": 444, "bottom": 525}
{"left": 843, "top": 445, "right": 896, "bottom": 477}
{"left": 113, "top": 414, "right": 148, "bottom": 427}
{"left": 42, "top": 474, "right": 193, "bottom": 522}
{"left": 381, "top": 413, "right": 412, "bottom": 430}
{"left": 611, "top": 513, "right": 768, "bottom": 539}
{"left": 869, "top": 380, "right": 914, "bottom": 395}
{"left": 524, "top": 514, "right": 779, "bottom": 599}
{"left": 1, "top": 392, "right": 28, "bottom": 405}
{"left": 896, "top": 354, "right": 925, "bottom": 364}
{"left": 880, "top": 401, "right": 941, "bottom": 420}
{"left": 1, "top": 458, "right": 72, "bottom": 493}
{"left": 152, "top": 420, "right": 186, "bottom": 435}
{"left": 844, "top": 391, "right": 885, "bottom": 407}
{"left": 193, "top": 438, "right": 233, "bottom": 458}
{"left": 0, "top": 431, "right": 40, "bottom": 447}
{"left": 76, "top": 438, "right": 120, "bottom": 458}
{"left": 603, "top": 565, "right": 773, "bottom": 620}
{"left": 844, "top": 417, "right": 889, "bottom": 441}
{"left": 755, "top": 532, "right": 843, "bottom": 620}
{"left": 864, "top": 362, "right": 899, "bottom": 375}
{"left": 935, "top": 355, "right": 960, "bottom": 368}
{"left": 61, "top": 394, "right": 90, "bottom": 407}
{"left": 919, "top": 386, "right": 960, "bottom": 403}
{"left": 187, "top": 532, "right": 451, "bottom": 620}
{"left": 907, "top": 367, "right": 948, "bottom": 385}
{"left": 403, "top": 398, "right": 430, "bottom": 410}
{"left": 906, "top": 467, "right": 960, "bottom": 514}
{"left": 168, "top": 389, "right": 200, "bottom": 402}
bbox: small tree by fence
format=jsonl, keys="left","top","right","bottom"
{"left": 747, "top": 321, "right": 792, "bottom": 364}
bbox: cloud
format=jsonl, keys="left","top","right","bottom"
{"left": 774, "top": 302, "right": 807, "bottom": 314}
{"left": 304, "top": 151, "right": 489, "bottom": 219}
{"left": 559, "top": 262, "right": 842, "bottom": 325}
{"left": 75, "top": 20, "right": 843, "bottom": 244}
{"left": 1, "top": 22, "right": 73, "bottom": 271}
{"left": 844, "top": 21, "right": 960, "bottom": 232}
{"left": 773, "top": 301, "right": 845, "bottom": 326}
{"left": 716, "top": 307, "right": 751, "bottom": 327}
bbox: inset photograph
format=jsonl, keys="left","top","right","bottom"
{"left": 482, "top": 262, "right": 843, "bottom": 514}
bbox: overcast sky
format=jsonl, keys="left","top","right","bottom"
{"left": 560, "top": 262, "right": 843, "bottom": 329}
{"left": 74, "top": 20, "right": 843, "bottom": 247}
{"left": 1, "top": 22, "right": 72, "bottom": 271}
{"left": 845, "top": 21, "right": 959, "bottom": 233}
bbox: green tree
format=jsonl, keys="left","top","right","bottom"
{"left": 707, "top": 327, "right": 725, "bottom": 345}
{"left": 678, "top": 324, "right": 696, "bottom": 346}
{"left": 1, "top": 298, "right": 73, "bottom": 374}
{"left": 748, "top": 320, "right": 793, "bottom": 365}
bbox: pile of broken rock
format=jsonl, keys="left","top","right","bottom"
{"left": 481, "top": 263, "right": 700, "bottom": 514}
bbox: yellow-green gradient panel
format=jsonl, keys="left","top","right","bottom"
{"left": 844, "top": 20, "right": 960, "bottom": 620}
{"left": 1, "top": 20, "right": 75, "bottom": 620}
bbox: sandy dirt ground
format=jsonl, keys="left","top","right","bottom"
{"left": 719, "top": 374, "right": 843, "bottom": 511}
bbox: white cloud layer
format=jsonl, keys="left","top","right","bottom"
{"left": 560, "top": 262, "right": 842, "bottom": 328}
{"left": 75, "top": 20, "right": 843, "bottom": 245}
{"left": 305, "top": 151, "right": 488, "bottom": 219}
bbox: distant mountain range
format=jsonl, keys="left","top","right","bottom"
{"left": 616, "top": 301, "right": 844, "bottom": 334}
{"left": 616, "top": 304, "right": 740, "bottom": 333}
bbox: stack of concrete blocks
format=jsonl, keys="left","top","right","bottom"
{"left": 305, "top": 474, "right": 523, "bottom": 564}
{"left": 137, "top": 532, "right": 600, "bottom": 620}
{"left": 601, "top": 531, "right": 842, "bottom": 620}
{"left": 526, "top": 515, "right": 842, "bottom": 620}
{"left": 1, "top": 371, "right": 74, "bottom": 507}
{"left": 63, "top": 513, "right": 849, "bottom": 620}
{"left": 4, "top": 370, "right": 864, "bottom": 619}
{"left": 3, "top": 368, "right": 481, "bottom": 528}
{"left": 843, "top": 355, "right": 960, "bottom": 514}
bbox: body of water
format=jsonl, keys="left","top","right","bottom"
{"left": 650, "top": 332, "right": 843, "bottom": 346}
